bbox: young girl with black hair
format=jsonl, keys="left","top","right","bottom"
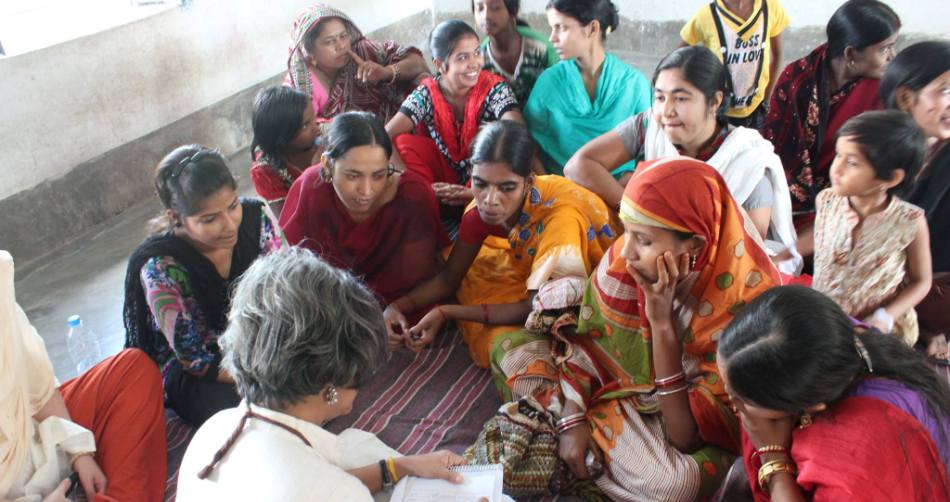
{"left": 797, "top": 110, "right": 932, "bottom": 346}
{"left": 386, "top": 20, "right": 523, "bottom": 232}
{"left": 472, "top": 0, "right": 558, "bottom": 103}
{"left": 123, "top": 145, "right": 284, "bottom": 425}
{"left": 719, "top": 285, "right": 950, "bottom": 500}
{"left": 249, "top": 85, "right": 324, "bottom": 217}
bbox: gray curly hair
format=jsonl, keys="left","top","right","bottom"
{"left": 221, "top": 247, "right": 387, "bottom": 410}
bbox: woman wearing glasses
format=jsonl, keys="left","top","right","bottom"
{"left": 123, "top": 145, "right": 284, "bottom": 426}
{"left": 280, "top": 112, "right": 449, "bottom": 324}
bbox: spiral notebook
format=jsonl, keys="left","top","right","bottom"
{"left": 390, "top": 463, "right": 504, "bottom": 502}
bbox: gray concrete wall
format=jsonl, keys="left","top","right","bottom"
{"left": 2, "top": 0, "right": 947, "bottom": 266}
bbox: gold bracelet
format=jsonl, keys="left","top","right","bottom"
{"left": 69, "top": 451, "right": 95, "bottom": 468}
{"left": 757, "top": 459, "right": 797, "bottom": 493}
{"left": 751, "top": 444, "right": 788, "bottom": 463}
{"left": 386, "top": 457, "right": 400, "bottom": 483}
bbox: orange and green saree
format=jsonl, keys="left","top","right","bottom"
{"left": 492, "top": 157, "right": 780, "bottom": 500}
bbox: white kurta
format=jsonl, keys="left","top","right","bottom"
{"left": 177, "top": 402, "right": 399, "bottom": 501}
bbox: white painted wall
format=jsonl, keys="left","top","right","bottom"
{"left": 0, "top": 0, "right": 430, "bottom": 200}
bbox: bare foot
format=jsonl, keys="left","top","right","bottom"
{"left": 926, "top": 334, "right": 948, "bottom": 360}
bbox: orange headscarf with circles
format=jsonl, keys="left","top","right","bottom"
{"left": 590, "top": 156, "right": 780, "bottom": 448}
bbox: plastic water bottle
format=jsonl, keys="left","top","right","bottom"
{"left": 66, "top": 315, "right": 104, "bottom": 375}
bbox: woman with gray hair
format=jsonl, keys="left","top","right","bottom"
{"left": 176, "top": 247, "right": 465, "bottom": 501}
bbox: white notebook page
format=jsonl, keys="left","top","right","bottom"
{"left": 389, "top": 464, "right": 503, "bottom": 502}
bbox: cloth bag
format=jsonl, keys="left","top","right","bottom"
{"left": 463, "top": 397, "right": 560, "bottom": 497}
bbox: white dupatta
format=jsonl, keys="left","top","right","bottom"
{"left": 644, "top": 114, "right": 801, "bottom": 274}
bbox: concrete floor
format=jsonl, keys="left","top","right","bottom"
{"left": 14, "top": 148, "right": 256, "bottom": 382}
{"left": 13, "top": 50, "right": 663, "bottom": 383}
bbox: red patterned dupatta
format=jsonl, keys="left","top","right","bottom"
{"left": 762, "top": 44, "right": 882, "bottom": 229}
{"left": 286, "top": 4, "right": 420, "bottom": 120}
{"left": 742, "top": 396, "right": 950, "bottom": 501}
{"left": 579, "top": 157, "right": 780, "bottom": 449}
{"left": 422, "top": 71, "right": 506, "bottom": 165}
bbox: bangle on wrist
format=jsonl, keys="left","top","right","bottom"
{"left": 655, "top": 384, "right": 688, "bottom": 396}
{"left": 757, "top": 460, "right": 797, "bottom": 493}
{"left": 69, "top": 451, "right": 94, "bottom": 468}
{"left": 386, "top": 457, "right": 400, "bottom": 483}
{"left": 751, "top": 444, "right": 788, "bottom": 464}
{"left": 556, "top": 412, "right": 588, "bottom": 433}
{"left": 557, "top": 412, "right": 586, "bottom": 424}
{"left": 556, "top": 417, "right": 588, "bottom": 434}
{"left": 654, "top": 371, "right": 686, "bottom": 388}
{"left": 380, "top": 459, "right": 393, "bottom": 487}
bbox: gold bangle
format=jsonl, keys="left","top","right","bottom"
{"left": 70, "top": 451, "right": 95, "bottom": 468}
{"left": 751, "top": 444, "right": 788, "bottom": 464}
{"left": 386, "top": 457, "right": 400, "bottom": 483}
{"left": 757, "top": 460, "right": 797, "bottom": 493}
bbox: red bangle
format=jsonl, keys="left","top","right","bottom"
{"left": 654, "top": 371, "right": 686, "bottom": 389}
{"left": 751, "top": 445, "right": 788, "bottom": 465}
{"left": 556, "top": 416, "right": 588, "bottom": 433}
{"left": 480, "top": 304, "right": 490, "bottom": 324}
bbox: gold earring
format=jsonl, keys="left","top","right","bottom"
{"left": 324, "top": 385, "right": 339, "bottom": 405}
{"left": 797, "top": 412, "right": 813, "bottom": 429}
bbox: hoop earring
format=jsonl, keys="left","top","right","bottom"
{"left": 797, "top": 412, "right": 813, "bottom": 429}
{"left": 324, "top": 385, "right": 339, "bottom": 405}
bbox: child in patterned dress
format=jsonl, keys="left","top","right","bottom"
{"left": 806, "top": 110, "right": 932, "bottom": 345}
